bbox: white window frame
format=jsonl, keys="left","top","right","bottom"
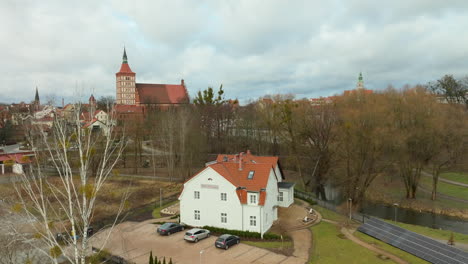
{"left": 221, "top": 192, "right": 227, "bottom": 201}
{"left": 194, "top": 210, "right": 200, "bottom": 220}
{"left": 194, "top": 191, "right": 200, "bottom": 199}
{"left": 221, "top": 213, "right": 227, "bottom": 223}
{"left": 278, "top": 192, "right": 284, "bottom": 202}
{"left": 249, "top": 194, "right": 257, "bottom": 204}
{"left": 250, "top": 216, "right": 256, "bottom": 226}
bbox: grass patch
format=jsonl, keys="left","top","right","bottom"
{"left": 440, "top": 172, "right": 468, "bottom": 185}
{"left": 384, "top": 220, "right": 468, "bottom": 244}
{"left": 311, "top": 205, "right": 347, "bottom": 222}
{"left": 310, "top": 222, "right": 388, "bottom": 264}
{"left": 152, "top": 200, "right": 179, "bottom": 219}
{"left": 243, "top": 240, "right": 293, "bottom": 249}
{"left": 354, "top": 232, "right": 429, "bottom": 264}
{"left": 420, "top": 176, "right": 468, "bottom": 200}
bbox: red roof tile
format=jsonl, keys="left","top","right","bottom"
{"left": 116, "top": 63, "right": 135, "bottom": 75}
{"left": 136, "top": 83, "right": 189, "bottom": 104}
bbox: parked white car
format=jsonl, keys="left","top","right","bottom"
{"left": 183, "top": 228, "right": 210, "bottom": 243}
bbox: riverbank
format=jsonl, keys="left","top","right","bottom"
{"left": 366, "top": 175, "right": 468, "bottom": 220}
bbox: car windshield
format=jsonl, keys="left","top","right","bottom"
{"left": 216, "top": 238, "right": 225, "bottom": 242}
{"left": 160, "top": 223, "right": 172, "bottom": 229}
{"left": 185, "top": 232, "right": 192, "bottom": 236}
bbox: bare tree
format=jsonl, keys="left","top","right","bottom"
{"left": 13, "top": 102, "right": 127, "bottom": 264}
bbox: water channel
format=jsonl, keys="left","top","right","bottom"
{"left": 323, "top": 185, "right": 468, "bottom": 235}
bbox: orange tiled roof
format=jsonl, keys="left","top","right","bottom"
{"left": 181, "top": 151, "right": 281, "bottom": 206}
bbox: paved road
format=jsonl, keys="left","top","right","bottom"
{"left": 90, "top": 219, "right": 305, "bottom": 264}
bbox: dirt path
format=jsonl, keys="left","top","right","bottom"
{"left": 312, "top": 209, "right": 409, "bottom": 264}
{"left": 341, "top": 227, "right": 409, "bottom": 264}
{"left": 421, "top": 171, "right": 468, "bottom": 188}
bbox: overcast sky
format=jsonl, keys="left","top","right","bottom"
{"left": 2, "top": 0, "right": 468, "bottom": 105}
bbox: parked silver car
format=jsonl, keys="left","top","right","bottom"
{"left": 183, "top": 228, "right": 211, "bottom": 243}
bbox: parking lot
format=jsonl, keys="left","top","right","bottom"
{"left": 90, "top": 219, "right": 306, "bottom": 264}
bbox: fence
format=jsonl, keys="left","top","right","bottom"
{"left": 294, "top": 189, "right": 369, "bottom": 223}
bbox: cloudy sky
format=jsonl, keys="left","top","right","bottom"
{"left": 2, "top": 0, "right": 468, "bottom": 104}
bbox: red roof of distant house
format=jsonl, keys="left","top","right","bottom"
{"left": 0, "top": 152, "right": 34, "bottom": 164}
{"left": 136, "top": 83, "right": 189, "bottom": 104}
{"left": 116, "top": 63, "right": 135, "bottom": 75}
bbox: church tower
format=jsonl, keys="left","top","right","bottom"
{"left": 356, "top": 72, "right": 364, "bottom": 90}
{"left": 116, "top": 48, "right": 136, "bottom": 105}
{"left": 33, "top": 86, "right": 40, "bottom": 111}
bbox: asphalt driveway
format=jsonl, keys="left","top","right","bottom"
{"left": 90, "top": 219, "right": 305, "bottom": 264}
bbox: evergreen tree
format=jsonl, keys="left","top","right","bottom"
{"left": 149, "top": 251, "right": 154, "bottom": 264}
{"left": 154, "top": 256, "right": 158, "bottom": 264}
{"left": 162, "top": 257, "right": 166, "bottom": 264}
{"left": 168, "top": 258, "right": 173, "bottom": 264}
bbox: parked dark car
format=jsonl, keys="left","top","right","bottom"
{"left": 215, "top": 234, "right": 240, "bottom": 250}
{"left": 157, "top": 222, "right": 184, "bottom": 235}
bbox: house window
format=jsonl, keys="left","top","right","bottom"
{"left": 250, "top": 216, "right": 256, "bottom": 226}
{"left": 247, "top": 171, "right": 255, "bottom": 179}
{"left": 221, "top": 193, "right": 227, "bottom": 201}
{"left": 278, "top": 192, "right": 284, "bottom": 202}
{"left": 221, "top": 213, "right": 227, "bottom": 223}
{"left": 250, "top": 194, "right": 257, "bottom": 204}
{"left": 194, "top": 210, "right": 200, "bottom": 220}
{"left": 194, "top": 191, "right": 200, "bottom": 199}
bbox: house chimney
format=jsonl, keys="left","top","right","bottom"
{"left": 238, "top": 152, "right": 244, "bottom": 171}
{"left": 181, "top": 79, "right": 185, "bottom": 86}
{"left": 247, "top": 149, "right": 251, "bottom": 155}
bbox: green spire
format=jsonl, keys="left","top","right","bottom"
{"left": 123, "top": 47, "right": 128, "bottom": 64}
{"left": 358, "top": 72, "right": 363, "bottom": 82}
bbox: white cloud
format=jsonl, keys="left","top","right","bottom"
{"left": 1, "top": 0, "right": 468, "bottom": 104}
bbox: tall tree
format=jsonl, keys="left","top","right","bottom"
{"left": 14, "top": 102, "right": 127, "bottom": 264}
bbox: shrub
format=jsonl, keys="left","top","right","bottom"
{"left": 201, "top": 226, "right": 286, "bottom": 240}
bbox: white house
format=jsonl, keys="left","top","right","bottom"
{"left": 179, "top": 150, "right": 295, "bottom": 237}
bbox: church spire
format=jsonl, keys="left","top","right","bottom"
{"left": 123, "top": 47, "right": 128, "bottom": 64}
{"left": 34, "top": 86, "right": 40, "bottom": 103}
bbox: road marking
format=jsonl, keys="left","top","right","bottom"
{"left": 234, "top": 247, "right": 254, "bottom": 258}
{"left": 250, "top": 252, "right": 270, "bottom": 263}
{"left": 276, "top": 256, "right": 289, "bottom": 264}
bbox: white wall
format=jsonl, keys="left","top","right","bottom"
{"left": 179, "top": 167, "right": 243, "bottom": 230}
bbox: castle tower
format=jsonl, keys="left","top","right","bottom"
{"left": 356, "top": 72, "right": 364, "bottom": 90}
{"left": 89, "top": 94, "right": 96, "bottom": 108}
{"left": 116, "top": 48, "right": 136, "bottom": 105}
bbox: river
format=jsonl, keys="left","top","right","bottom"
{"left": 322, "top": 185, "right": 468, "bottom": 235}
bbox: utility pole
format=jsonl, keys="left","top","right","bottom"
{"left": 393, "top": 203, "right": 399, "bottom": 222}
{"left": 160, "top": 188, "right": 162, "bottom": 208}
{"left": 348, "top": 198, "right": 352, "bottom": 221}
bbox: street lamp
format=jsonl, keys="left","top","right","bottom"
{"left": 348, "top": 198, "right": 352, "bottom": 221}
{"left": 393, "top": 203, "right": 399, "bottom": 222}
{"left": 199, "top": 250, "right": 204, "bottom": 264}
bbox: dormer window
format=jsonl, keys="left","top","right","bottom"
{"left": 249, "top": 194, "right": 257, "bottom": 204}
{"left": 247, "top": 171, "right": 255, "bottom": 179}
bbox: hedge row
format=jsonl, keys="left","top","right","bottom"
{"left": 201, "top": 225, "right": 284, "bottom": 240}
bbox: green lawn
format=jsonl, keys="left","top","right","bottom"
{"left": 243, "top": 240, "right": 293, "bottom": 249}
{"left": 152, "top": 200, "right": 179, "bottom": 219}
{"left": 354, "top": 232, "right": 429, "bottom": 264}
{"left": 385, "top": 220, "right": 468, "bottom": 244}
{"left": 441, "top": 172, "right": 468, "bottom": 185}
{"left": 311, "top": 205, "right": 348, "bottom": 222}
{"left": 310, "top": 222, "right": 390, "bottom": 264}
{"left": 420, "top": 176, "right": 468, "bottom": 200}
